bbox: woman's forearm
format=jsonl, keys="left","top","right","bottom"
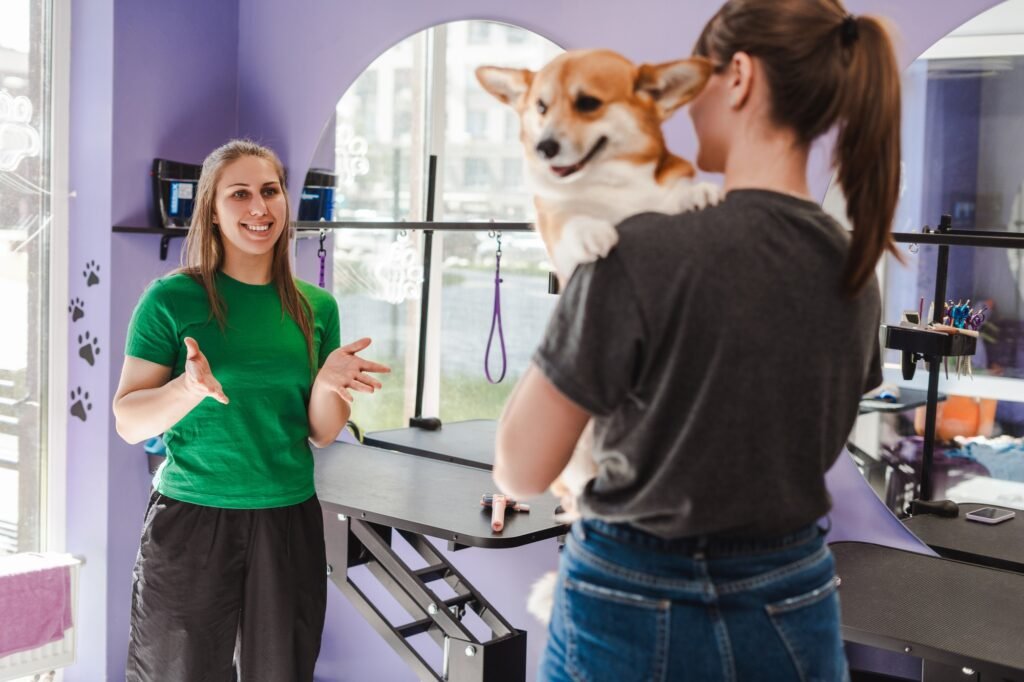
{"left": 113, "top": 374, "right": 205, "bottom": 445}
{"left": 308, "top": 379, "right": 351, "bottom": 448}
{"left": 494, "top": 364, "right": 590, "bottom": 498}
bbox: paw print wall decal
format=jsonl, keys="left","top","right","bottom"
{"left": 83, "top": 260, "right": 100, "bottom": 287}
{"left": 68, "top": 297, "right": 85, "bottom": 322}
{"left": 70, "top": 387, "right": 92, "bottom": 422}
{"left": 77, "top": 331, "right": 100, "bottom": 366}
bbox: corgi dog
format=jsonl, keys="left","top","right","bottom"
{"left": 477, "top": 49, "right": 719, "bottom": 624}
{"left": 476, "top": 48, "right": 720, "bottom": 282}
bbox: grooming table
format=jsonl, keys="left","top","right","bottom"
{"left": 833, "top": 541, "right": 1024, "bottom": 680}
{"left": 364, "top": 419, "right": 497, "bottom": 470}
{"left": 903, "top": 504, "right": 1024, "bottom": 574}
{"left": 315, "top": 441, "right": 566, "bottom": 682}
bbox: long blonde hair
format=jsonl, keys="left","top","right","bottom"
{"left": 179, "top": 139, "right": 316, "bottom": 374}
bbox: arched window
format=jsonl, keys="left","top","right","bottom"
{"left": 316, "top": 21, "right": 562, "bottom": 431}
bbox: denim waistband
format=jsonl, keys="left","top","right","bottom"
{"left": 578, "top": 519, "right": 823, "bottom": 558}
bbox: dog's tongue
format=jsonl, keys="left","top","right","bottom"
{"left": 551, "top": 163, "right": 579, "bottom": 178}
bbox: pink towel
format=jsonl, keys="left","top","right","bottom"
{"left": 0, "top": 561, "right": 73, "bottom": 657}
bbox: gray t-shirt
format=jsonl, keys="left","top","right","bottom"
{"left": 533, "top": 189, "right": 882, "bottom": 539}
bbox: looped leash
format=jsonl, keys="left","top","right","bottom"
{"left": 317, "top": 228, "right": 327, "bottom": 289}
{"left": 485, "top": 230, "right": 507, "bottom": 383}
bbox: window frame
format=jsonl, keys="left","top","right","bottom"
{"left": 46, "top": 0, "right": 71, "bottom": 552}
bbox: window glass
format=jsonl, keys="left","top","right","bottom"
{"left": 329, "top": 21, "right": 561, "bottom": 430}
{"left": 0, "top": 0, "right": 53, "bottom": 554}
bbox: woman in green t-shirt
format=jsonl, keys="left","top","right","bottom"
{"left": 113, "top": 139, "right": 389, "bottom": 680}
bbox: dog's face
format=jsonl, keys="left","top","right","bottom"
{"left": 476, "top": 50, "right": 711, "bottom": 191}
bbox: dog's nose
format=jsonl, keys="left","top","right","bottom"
{"left": 536, "top": 138, "right": 560, "bottom": 160}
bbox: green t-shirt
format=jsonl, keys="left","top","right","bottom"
{"left": 125, "top": 270, "right": 341, "bottom": 509}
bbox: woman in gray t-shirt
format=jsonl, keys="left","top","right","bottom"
{"left": 495, "top": 1, "right": 898, "bottom": 680}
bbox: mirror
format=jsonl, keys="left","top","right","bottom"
{"left": 828, "top": 0, "right": 1024, "bottom": 513}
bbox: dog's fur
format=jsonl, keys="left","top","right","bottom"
{"left": 477, "top": 49, "right": 719, "bottom": 623}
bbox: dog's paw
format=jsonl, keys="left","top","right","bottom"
{"left": 553, "top": 508, "right": 582, "bottom": 525}
{"left": 527, "top": 571, "right": 559, "bottom": 625}
{"left": 678, "top": 182, "right": 724, "bottom": 212}
{"left": 550, "top": 477, "right": 572, "bottom": 500}
{"left": 553, "top": 216, "right": 619, "bottom": 277}
{"left": 553, "top": 490, "right": 582, "bottom": 524}
{"left": 551, "top": 478, "right": 583, "bottom": 524}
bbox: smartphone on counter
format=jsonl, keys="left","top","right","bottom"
{"left": 965, "top": 507, "right": 1016, "bottom": 525}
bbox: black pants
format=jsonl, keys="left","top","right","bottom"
{"left": 126, "top": 492, "right": 327, "bottom": 681}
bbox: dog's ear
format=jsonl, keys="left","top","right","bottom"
{"left": 636, "top": 57, "right": 713, "bottom": 119}
{"left": 475, "top": 66, "right": 534, "bottom": 107}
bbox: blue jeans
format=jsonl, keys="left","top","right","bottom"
{"left": 540, "top": 519, "right": 849, "bottom": 682}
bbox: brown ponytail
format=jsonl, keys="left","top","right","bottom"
{"left": 834, "top": 16, "right": 902, "bottom": 295}
{"left": 695, "top": 0, "right": 902, "bottom": 296}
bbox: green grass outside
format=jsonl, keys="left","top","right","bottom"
{"left": 347, "top": 361, "right": 520, "bottom": 435}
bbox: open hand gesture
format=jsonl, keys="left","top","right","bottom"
{"left": 317, "top": 337, "right": 391, "bottom": 403}
{"left": 182, "top": 337, "right": 229, "bottom": 405}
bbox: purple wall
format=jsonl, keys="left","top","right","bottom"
{"left": 67, "top": 0, "right": 114, "bottom": 675}
{"left": 235, "top": 0, "right": 1004, "bottom": 202}
{"left": 67, "top": 0, "right": 240, "bottom": 679}
{"left": 66, "top": 1, "right": 1002, "bottom": 680}
{"left": 110, "top": 1, "right": 241, "bottom": 227}
{"left": 106, "top": 1, "right": 241, "bottom": 675}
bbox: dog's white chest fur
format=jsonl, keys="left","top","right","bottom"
{"left": 532, "top": 161, "right": 720, "bottom": 279}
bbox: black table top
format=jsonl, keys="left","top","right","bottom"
{"left": 364, "top": 419, "right": 497, "bottom": 470}
{"left": 858, "top": 388, "right": 946, "bottom": 415}
{"left": 903, "top": 503, "right": 1024, "bottom": 574}
{"left": 832, "top": 542, "right": 1024, "bottom": 676}
{"left": 314, "top": 441, "right": 566, "bottom": 549}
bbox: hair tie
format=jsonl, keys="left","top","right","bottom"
{"left": 840, "top": 14, "right": 859, "bottom": 47}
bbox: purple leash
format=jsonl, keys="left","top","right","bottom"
{"left": 485, "top": 231, "right": 507, "bottom": 383}
{"left": 317, "top": 229, "right": 327, "bottom": 288}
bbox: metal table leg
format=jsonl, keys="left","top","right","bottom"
{"left": 323, "top": 507, "right": 528, "bottom": 681}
